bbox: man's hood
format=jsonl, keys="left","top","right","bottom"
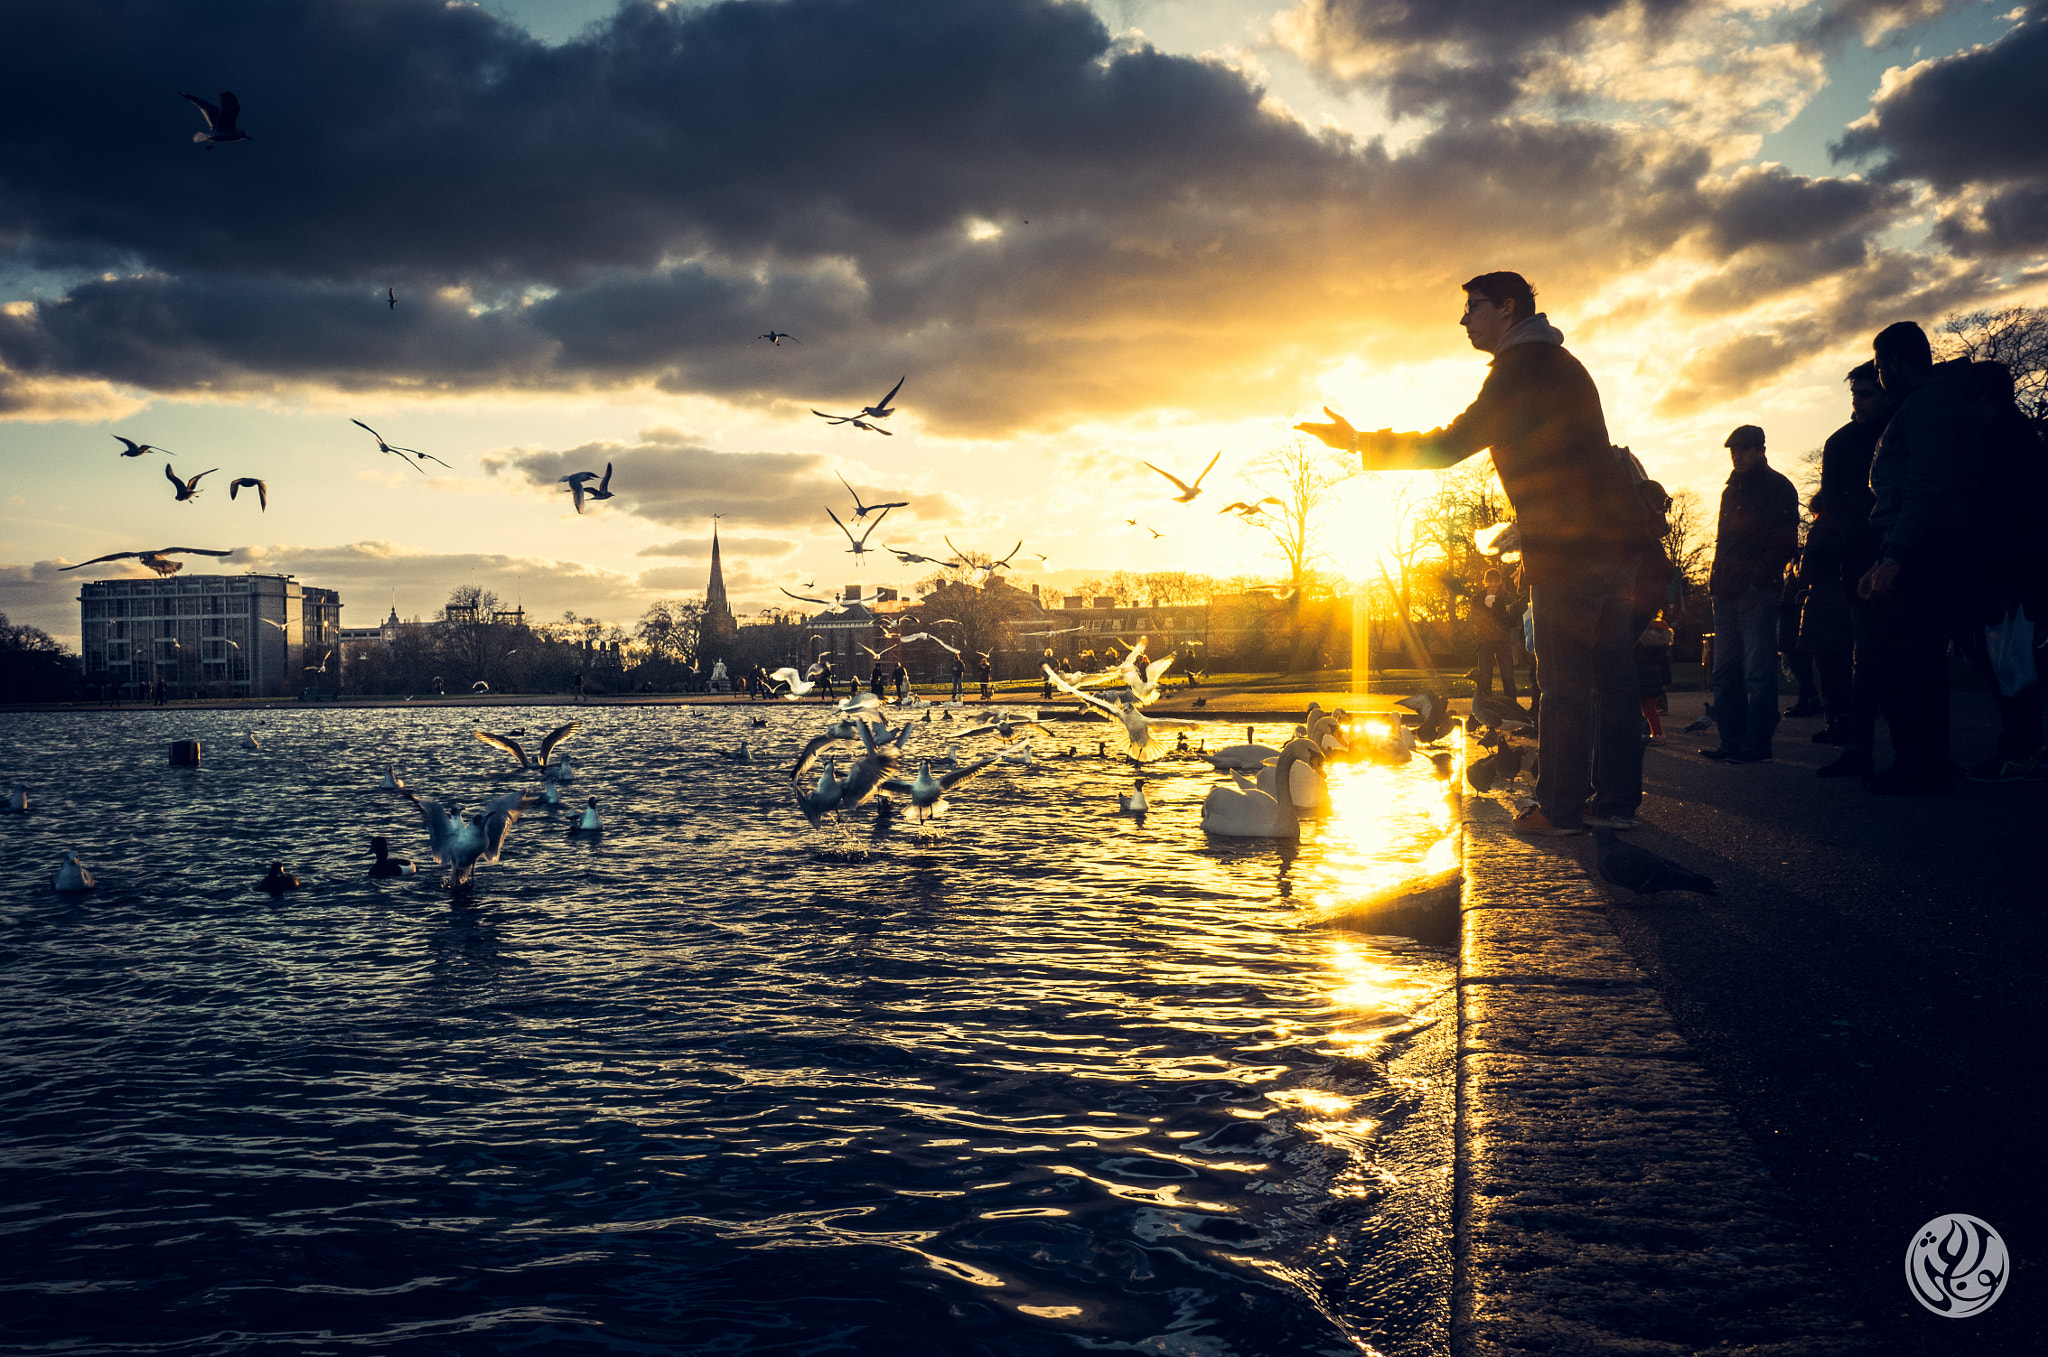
{"left": 1495, "top": 312, "right": 1565, "bottom": 354}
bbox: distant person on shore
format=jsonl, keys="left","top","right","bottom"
{"left": 1859, "top": 321, "right": 1981, "bottom": 793}
{"left": 1702, "top": 424, "right": 1798, "bottom": 765}
{"left": 1298, "top": 271, "right": 1656, "bottom": 835}
{"left": 1472, "top": 567, "right": 1519, "bottom": 699}
{"left": 978, "top": 657, "right": 993, "bottom": 702}
{"left": 950, "top": 657, "right": 964, "bottom": 702}
{"left": 870, "top": 663, "right": 885, "bottom": 698}
{"left": 893, "top": 664, "right": 907, "bottom": 701}
{"left": 1815, "top": 362, "right": 1892, "bottom": 777}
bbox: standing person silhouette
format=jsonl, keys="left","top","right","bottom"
{"left": 1298, "top": 272, "right": 1655, "bottom": 834}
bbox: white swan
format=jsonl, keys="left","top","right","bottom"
{"left": 244, "top": 731, "right": 262, "bottom": 750}
{"left": 52, "top": 850, "right": 96, "bottom": 891}
{"left": 1254, "top": 753, "right": 1329, "bottom": 812}
{"left": 1201, "top": 745, "right": 1316, "bottom": 838}
{"left": 1201, "top": 743, "right": 1277, "bottom": 772}
{"left": 378, "top": 764, "right": 405, "bottom": 791}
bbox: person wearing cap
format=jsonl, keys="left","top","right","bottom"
{"left": 1703, "top": 424, "right": 1800, "bottom": 764}
{"left": 1296, "top": 271, "right": 1654, "bottom": 835}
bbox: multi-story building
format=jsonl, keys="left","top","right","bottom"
{"left": 77, "top": 574, "right": 342, "bottom": 699}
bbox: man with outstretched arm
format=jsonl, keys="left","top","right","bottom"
{"left": 1297, "top": 271, "right": 1653, "bottom": 835}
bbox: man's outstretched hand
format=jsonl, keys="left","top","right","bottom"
{"left": 1295, "top": 407, "right": 1355, "bottom": 450}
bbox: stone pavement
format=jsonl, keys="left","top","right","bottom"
{"left": 1453, "top": 680, "right": 2045, "bottom": 1355}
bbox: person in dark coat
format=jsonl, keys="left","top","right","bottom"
{"left": 1634, "top": 615, "right": 1674, "bottom": 743}
{"left": 1297, "top": 272, "right": 1651, "bottom": 835}
{"left": 1796, "top": 493, "right": 1858, "bottom": 741}
{"left": 1472, "top": 567, "right": 1519, "bottom": 698}
{"left": 1704, "top": 424, "right": 1800, "bottom": 764}
{"left": 869, "top": 663, "right": 885, "bottom": 698}
{"left": 950, "top": 657, "right": 964, "bottom": 702}
{"left": 1858, "top": 322, "right": 1983, "bottom": 793}
{"left": 893, "top": 663, "right": 907, "bottom": 701}
{"left": 977, "top": 657, "right": 993, "bottom": 702}
{"left": 1814, "top": 362, "right": 1893, "bottom": 778}
{"left": 1956, "top": 359, "right": 2046, "bottom": 781}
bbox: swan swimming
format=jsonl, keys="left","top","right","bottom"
{"left": 1201, "top": 744, "right": 1318, "bottom": 838}
{"left": 244, "top": 732, "right": 262, "bottom": 750}
{"left": 52, "top": 850, "right": 95, "bottom": 891}
{"left": 378, "top": 765, "right": 405, "bottom": 791}
{"left": 1201, "top": 743, "right": 1277, "bottom": 773}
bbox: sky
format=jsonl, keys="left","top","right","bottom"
{"left": 3, "top": 0, "right": 2044, "bottom": 648}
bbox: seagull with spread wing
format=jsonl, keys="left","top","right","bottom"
{"left": 828, "top": 504, "right": 891, "bottom": 562}
{"left": 404, "top": 786, "right": 538, "bottom": 890}
{"left": 1144, "top": 450, "right": 1221, "bottom": 503}
{"left": 59, "top": 547, "right": 233, "bottom": 577}
{"left": 897, "top": 631, "right": 961, "bottom": 656}
{"left": 112, "top": 436, "right": 171, "bottom": 457}
{"left": 473, "top": 721, "right": 578, "bottom": 776}
{"left": 163, "top": 464, "right": 217, "bottom": 502}
{"left": 228, "top": 477, "right": 267, "bottom": 511}
{"left": 879, "top": 757, "right": 1001, "bottom": 839}
{"left": 1217, "top": 496, "right": 1284, "bottom": 519}
{"left": 779, "top": 586, "right": 844, "bottom": 614}
{"left": 351, "top": 420, "right": 425, "bottom": 473}
{"left": 837, "top": 472, "right": 909, "bottom": 520}
{"left": 560, "top": 463, "right": 614, "bottom": 514}
{"left": 754, "top": 330, "right": 799, "bottom": 346}
{"left": 813, "top": 377, "right": 907, "bottom": 432}
{"left": 1045, "top": 665, "right": 1194, "bottom": 761}
{"left": 181, "top": 91, "right": 250, "bottom": 147}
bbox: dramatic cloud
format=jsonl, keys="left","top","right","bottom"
{"left": 0, "top": 0, "right": 1935, "bottom": 434}
{"left": 1830, "top": 5, "right": 2048, "bottom": 256}
{"left": 637, "top": 535, "right": 799, "bottom": 560}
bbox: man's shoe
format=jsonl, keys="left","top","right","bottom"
{"left": 1811, "top": 724, "right": 1849, "bottom": 745}
{"left": 1726, "top": 751, "right": 1773, "bottom": 764}
{"left": 1964, "top": 755, "right": 2031, "bottom": 784}
{"left": 1816, "top": 749, "right": 1871, "bottom": 778}
{"left": 1866, "top": 768, "right": 1952, "bottom": 795}
{"left": 1512, "top": 807, "right": 1585, "bottom": 836}
{"left": 1699, "top": 747, "right": 1733, "bottom": 761}
{"left": 1584, "top": 812, "right": 1639, "bottom": 830}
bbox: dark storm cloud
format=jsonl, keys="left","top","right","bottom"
{"left": 1829, "top": 5, "right": 2048, "bottom": 258}
{"left": 0, "top": 0, "right": 1930, "bottom": 427}
{"left": 1273, "top": 0, "right": 1694, "bottom": 119}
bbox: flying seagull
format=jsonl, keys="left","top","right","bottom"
{"left": 754, "top": 330, "right": 799, "bottom": 346}
{"left": 228, "top": 477, "right": 267, "bottom": 511}
{"left": 181, "top": 91, "right": 250, "bottom": 148}
{"left": 387, "top": 288, "right": 397, "bottom": 309}
{"left": 59, "top": 547, "right": 233, "bottom": 577}
{"left": 828, "top": 504, "right": 891, "bottom": 562}
{"left": 404, "top": 786, "right": 539, "bottom": 889}
{"left": 164, "top": 463, "right": 217, "bottom": 502}
{"left": 1592, "top": 830, "right": 1718, "bottom": 899}
{"left": 112, "top": 436, "right": 171, "bottom": 457}
{"left": 780, "top": 586, "right": 843, "bottom": 612}
{"left": 813, "top": 377, "right": 907, "bottom": 431}
{"left": 350, "top": 419, "right": 448, "bottom": 471}
{"left": 560, "top": 464, "right": 614, "bottom": 514}
{"left": 1143, "top": 451, "right": 1221, "bottom": 503}
{"left": 1218, "top": 496, "right": 1284, "bottom": 518}
{"left": 884, "top": 545, "right": 956, "bottom": 566}
{"left": 837, "top": 471, "right": 908, "bottom": 520}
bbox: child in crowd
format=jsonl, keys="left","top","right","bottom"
{"left": 1636, "top": 613, "right": 1674, "bottom": 744}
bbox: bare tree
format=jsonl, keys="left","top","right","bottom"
{"left": 635, "top": 598, "right": 705, "bottom": 670}
{"left": 1938, "top": 305, "right": 2048, "bottom": 429}
{"left": 1241, "top": 436, "right": 1355, "bottom": 596}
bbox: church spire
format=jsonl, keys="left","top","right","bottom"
{"left": 706, "top": 522, "right": 729, "bottom": 614}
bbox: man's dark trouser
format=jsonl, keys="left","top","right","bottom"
{"left": 1532, "top": 561, "right": 1641, "bottom": 823}
{"left": 1474, "top": 638, "right": 1518, "bottom": 698}
{"left": 951, "top": 675, "right": 963, "bottom": 701}
{"left": 1870, "top": 563, "right": 1955, "bottom": 779}
{"left": 1711, "top": 587, "right": 1780, "bottom": 758}
{"left": 1813, "top": 646, "right": 1853, "bottom": 721}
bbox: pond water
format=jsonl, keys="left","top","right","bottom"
{"left": 0, "top": 703, "right": 1457, "bottom": 1356}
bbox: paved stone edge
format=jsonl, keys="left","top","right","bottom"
{"left": 1451, "top": 796, "right": 1865, "bottom": 1357}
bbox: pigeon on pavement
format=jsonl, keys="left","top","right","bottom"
{"left": 1592, "top": 829, "right": 1717, "bottom": 898}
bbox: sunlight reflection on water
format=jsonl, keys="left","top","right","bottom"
{"left": 0, "top": 704, "right": 1457, "bottom": 1356}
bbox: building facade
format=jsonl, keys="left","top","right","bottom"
{"left": 78, "top": 574, "right": 341, "bottom": 699}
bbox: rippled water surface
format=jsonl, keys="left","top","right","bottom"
{"left": 1, "top": 704, "right": 1456, "bottom": 1356}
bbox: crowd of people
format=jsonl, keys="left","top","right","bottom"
{"left": 1301, "top": 270, "right": 2044, "bottom": 833}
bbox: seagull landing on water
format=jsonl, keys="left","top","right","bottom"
{"left": 879, "top": 757, "right": 1000, "bottom": 840}
{"left": 228, "top": 477, "right": 267, "bottom": 511}
{"left": 404, "top": 786, "right": 539, "bottom": 890}
{"left": 113, "top": 436, "right": 171, "bottom": 457}
{"left": 560, "top": 464, "right": 613, "bottom": 514}
{"left": 473, "top": 721, "right": 578, "bottom": 776}
{"left": 1143, "top": 451, "right": 1221, "bottom": 503}
{"left": 181, "top": 91, "right": 250, "bottom": 147}
{"left": 164, "top": 464, "right": 216, "bottom": 503}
